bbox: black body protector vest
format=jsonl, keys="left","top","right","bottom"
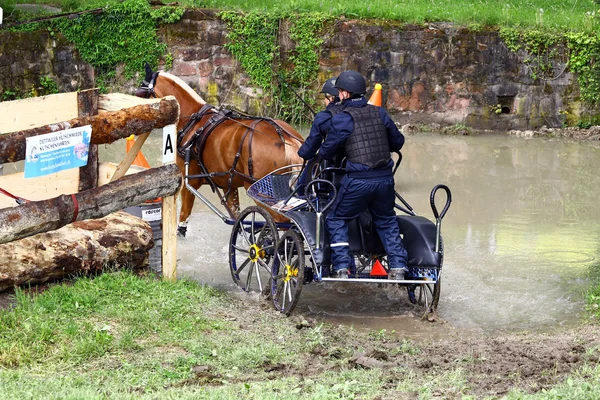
{"left": 343, "top": 105, "right": 390, "bottom": 168}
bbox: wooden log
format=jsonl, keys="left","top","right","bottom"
{"left": 77, "top": 89, "right": 99, "bottom": 192}
{"left": 109, "top": 131, "right": 151, "bottom": 183}
{"left": 0, "top": 211, "right": 154, "bottom": 292}
{"left": 0, "top": 164, "right": 181, "bottom": 244}
{"left": 98, "top": 93, "right": 161, "bottom": 113}
{"left": 0, "top": 96, "right": 179, "bottom": 164}
{"left": 162, "top": 194, "right": 178, "bottom": 281}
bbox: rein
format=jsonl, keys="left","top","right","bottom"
{"left": 176, "top": 104, "right": 299, "bottom": 211}
{"left": 0, "top": 187, "right": 29, "bottom": 205}
{"left": 136, "top": 70, "right": 303, "bottom": 217}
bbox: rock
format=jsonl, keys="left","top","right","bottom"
{"left": 349, "top": 351, "right": 386, "bottom": 369}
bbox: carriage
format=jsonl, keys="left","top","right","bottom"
{"left": 184, "top": 149, "right": 451, "bottom": 317}
{"left": 136, "top": 65, "right": 452, "bottom": 318}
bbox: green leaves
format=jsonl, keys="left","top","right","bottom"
{"left": 52, "top": 0, "right": 183, "bottom": 91}
{"left": 501, "top": 28, "right": 600, "bottom": 109}
{"left": 220, "top": 11, "right": 330, "bottom": 124}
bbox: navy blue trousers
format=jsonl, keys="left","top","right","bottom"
{"left": 326, "top": 175, "right": 408, "bottom": 272}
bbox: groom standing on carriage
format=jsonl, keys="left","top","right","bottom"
{"left": 311, "top": 70, "right": 409, "bottom": 280}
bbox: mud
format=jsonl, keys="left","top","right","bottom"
{"left": 205, "top": 291, "right": 600, "bottom": 399}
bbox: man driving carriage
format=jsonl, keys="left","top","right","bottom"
{"left": 296, "top": 77, "right": 344, "bottom": 195}
{"left": 314, "top": 70, "right": 408, "bottom": 280}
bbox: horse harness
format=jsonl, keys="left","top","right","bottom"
{"left": 177, "top": 104, "right": 291, "bottom": 206}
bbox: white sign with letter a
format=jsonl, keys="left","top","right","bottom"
{"left": 162, "top": 124, "right": 176, "bottom": 164}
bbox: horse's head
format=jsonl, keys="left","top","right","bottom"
{"left": 135, "top": 63, "right": 160, "bottom": 99}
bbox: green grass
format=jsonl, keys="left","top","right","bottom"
{"left": 0, "top": 271, "right": 387, "bottom": 399}
{"left": 0, "top": 271, "right": 225, "bottom": 367}
{"left": 2, "top": 0, "right": 598, "bottom": 32}
{"left": 3, "top": 271, "right": 600, "bottom": 398}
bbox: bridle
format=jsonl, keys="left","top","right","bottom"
{"left": 135, "top": 72, "right": 159, "bottom": 99}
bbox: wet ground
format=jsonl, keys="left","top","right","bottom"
{"left": 4, "top": 131, "right": 600, "bottom": 397}
{"left": 135, "top": 132, "right": 600, "bottom": 338}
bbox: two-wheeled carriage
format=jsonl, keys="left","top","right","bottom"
{"left": 184, "top": 150, "right": 452, "bottom": 318}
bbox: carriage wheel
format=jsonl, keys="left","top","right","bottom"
{"left": 229, "top": 206, "right": 278, "bottom": 294}
{"left": 408, "top": 279, "right": 441, "bottom": 313}
{"left": 271, "top": 230, "right": 305, "bottom": 316}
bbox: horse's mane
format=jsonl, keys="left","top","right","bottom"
{"left": 159, "top": 71, "right": 207, "bottom": 105}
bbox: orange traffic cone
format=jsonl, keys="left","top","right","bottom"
{"left": 368, "top": 83, "right": 382, "bottom": 106}
{"left": 370, "top": 259, "right": 388, "bottom": 276}
{"left": 126, "top": 135, "right": 151, "bottom": 168}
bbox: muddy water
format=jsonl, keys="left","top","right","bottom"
{"left": 100, "top": 132, "right": 600, "bottom": 336}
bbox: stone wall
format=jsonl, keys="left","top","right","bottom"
{"left": 0, "top": 30, "right": 94, "bottom": 99}
{"left": 0, "top": 9, "right": 585, "bottom": 130}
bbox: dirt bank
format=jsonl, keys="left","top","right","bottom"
{"left": 210, "top": 290, "right": 600, "bottom": 398}
{"left": 2, "top": 273, "right": 599, "bottom": 397}
{"left": 401, "top": 122, "right": 600, "bottom": 141}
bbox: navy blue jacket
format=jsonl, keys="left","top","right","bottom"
{"left": 298, "top": 101, "right": 342, "bottom": 160}
{"left": 319, "top": 97, "right": 405, "bottom": 175}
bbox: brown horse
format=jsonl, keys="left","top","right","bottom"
{"left": 136, "top": 64, "right": 304, "bottom": 236}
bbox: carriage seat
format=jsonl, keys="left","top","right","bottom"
{"left": 316, "top": 154, "right": 346, "bottom": 192}
{"left": 288, "top": 209, "right": 440, "bottom": 270}
{"left": 349, "top": 213, "right": 440, "bottom": 268}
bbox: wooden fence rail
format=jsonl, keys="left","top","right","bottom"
{"left": 0, "top": 164, "right": 181, "bottom": 245}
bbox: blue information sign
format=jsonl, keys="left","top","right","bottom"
{"left": 24, "top": 125, "right": 91, "bottom": 178}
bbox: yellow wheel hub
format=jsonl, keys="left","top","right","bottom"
{"left": 283, "top": 264, "right": 298, "bottom": 282}
{"left": 249, "top": 243, "right": 261, "bottom": 262}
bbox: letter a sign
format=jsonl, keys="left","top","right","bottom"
{"left": 162, "top": 124, "right": 176, "bottom": 164}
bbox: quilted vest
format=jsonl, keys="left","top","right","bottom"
{"left": 343, "top": 105, "right": 390, "bottom": 168}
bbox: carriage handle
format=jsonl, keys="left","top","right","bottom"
{"left": 430, "top": 184, "right": 452, "bottom": 252}
{"left": 304, "top": 179, "right": 337, "bottom": 215}
{"left": 394, "top": 192, "right": 417, "bottom": 216}
{"left": 430, "top": 184, "right": 452, "bottom": 220}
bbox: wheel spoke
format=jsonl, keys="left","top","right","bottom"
{"left": 232, "top": 244, "right": 250, "bottom": 253}
{"left": 286, "top": 279, "right": 293, "bottom": 303}
{"left": 245, "top": 261, "right": 255, "bottom": 289}
{"left": 254, "top": 261, "right": 263, "bottom": 292}
{"left": 240, "top": 225, "right": 252, "bottom": 246}
{"left": 250, "top": 212, "right": 257, "bottom": 244}
{"left": 237, "top": 257, "right": 251, "bottom": 276}
{"left": 283, "top": 239, "right": 289, "bottom": 261}
{"left": 282, "top": 281, "right": 288, "bottom": 309}
{"left": 276, "top": 252, "right": 286, "bottom": 268}
{"left": 257, "top": 258, "right": 271, "bottom": 272}
{"left": 262, "top": 243, "right": 275, "bottom": 253}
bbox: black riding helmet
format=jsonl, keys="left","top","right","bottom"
{"left": 334, "top": 70, "right": 366, "bottom": 96}
{"left": 321, "top": 77, "right": 339, "bottom": 99}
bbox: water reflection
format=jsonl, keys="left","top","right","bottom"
{"left": 101, "top": 132, "right": 600, "bottom": 334}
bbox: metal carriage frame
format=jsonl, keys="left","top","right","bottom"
{"left": 183, "top": 152, "right": 452, "bottom": 318}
